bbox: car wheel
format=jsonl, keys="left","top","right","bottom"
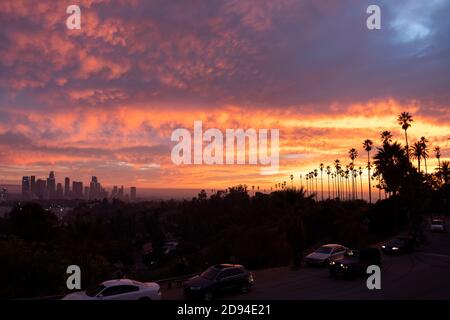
{"left": 138, "top": 297, "right": 151, "bottom": 301}
{"left": 240, "top": 283, "right": 251, "bottom": 294}
{"left": 204, "top": 291, "right": 213, "bottom": 301}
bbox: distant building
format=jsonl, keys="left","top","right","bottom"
{"left": 56, "top": 183, "right": 64, "bottom": 199}
{"left": 119, "top": 185, "right": 124, "bottom": 199}
{"left": 130, "top": 187, "right": 137, "bottom": 201}
{"left": 0, "top": 188, "right": 7, "bottom": 202}
{"left": 22, "top": 176, "right": 30, "bottom": 198}
{"left": 64, "top": 177, "right": 70, "bottom": 198}
{"left": 72, "top": 181, "right": 83, "bottom": 199}
{"left": 111, "top": 185, "right": 118, "bottom": 198}
{"left": 36, "top": 179, "right": 47, "bottom": 199}
{"left": 47, "top": 171, "right": 56, "bottom": 198}
{"left": 84, "top": 186, "right": 90, "bottom": 199}
{"left": 30, "top": 176, "right": 36, "bottom": 194}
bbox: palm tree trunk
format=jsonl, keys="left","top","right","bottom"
{"left": 404, "top": 129, "right": 409, "bottom": 162}
{"left": 327, "top": 175, "right": 330, "bottom": 200}
{"left": 367, "top": 152, "right": 372, "bottom": 204}
{"left": 424, "top": 157, "right": 428, "bottom": 174}
{"left": 360, "top": 175, "right": 363, "bottom": 200}
{"left": 321, "top": 172, "right": 324, "bottom": 201}
{"left": 315, "top": 178, "right": 318, "bottom": 201}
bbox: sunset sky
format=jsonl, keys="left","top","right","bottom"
{"left": 0, "top": 0, "right": 449, "bottom": 192}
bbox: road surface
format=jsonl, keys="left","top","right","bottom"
{"left": 163, "top": 220, "right": 450, "bottom": 300}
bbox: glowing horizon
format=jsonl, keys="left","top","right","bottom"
{"left": 1, "top": 1, "right": 449, "bottom": 193}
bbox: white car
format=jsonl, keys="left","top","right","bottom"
{"left": 62, "top": 279, "right": 162, "bottom": 300}
{"left": 305, "top": 244, "right": 348, "bottom": 266}
{"left": 430, "top": 219, "right": 447, "bottom": 233}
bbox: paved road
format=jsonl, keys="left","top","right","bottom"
{"left": 164, "top": 219, "right": 450, "bottom": 300}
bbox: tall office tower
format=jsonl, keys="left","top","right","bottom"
{"left": 64, "top": 177, "right": 70, "bottom": 198}
{"left": 36, "top": 179, "right": 47, "bottom": 199}
{"left": 111, "top": 185, "right": 118, "bottom": 198}
{"left": 47, "top": 171, "right": 56, "bottom": 198}
{"left": 72, "top": 181, "right": 83, "bottom": 199}
{"left": 0, "top": 188, "right": 7, "bottom": 202}
{"left": 56, "top": 183, "right": 64, "bottom": 199}
{"left": 22, "top": 176, "right": 30, "bottom": 198}
{"left": 118, "top": 185, "right": 124, "bottom": 199}
{"left": 89, "top": 176, "right": 99, "bottom": 199}
{"left": 30, "top": 176, "right": 36, "bottom": 194}
{"left": 84, "top": 186, "right": 90, "bottom": 199}
{"left": 130, "top": 187, "right": 137, "bottom": 201}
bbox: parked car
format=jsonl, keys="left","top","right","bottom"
{"left": 305, "top": 244, "right": 348, "bottom": 266}
{"left": 381, "top": 236, "right": 415, "bottom": 254}
{"left": 430, "top": 219, "right": 447, "bottom": 233}
{"left": 329, "top": 247, "right": 381, "bottom": 278}
{"left": 62, "top": 279, "right": 162, "bottom": 300}
{"left": 183, "top": 264, "right": 254, "bottom": 300}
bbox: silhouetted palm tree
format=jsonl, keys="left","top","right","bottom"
{"left": 334, "top": 160, "right": 341, "bottom": 199}
{"left": 326, "top": 166, "right": 331, "bottom": 200}
{"left": 380, "top": 131, "right": 393, "bottom": 145}
{"left": 305, "top": 176, "right": 309, "bottom": 195}
{"left": 349, "top": 148, "right": 358, "bottom": 199}
{"left": 331, "top": 173, "right": 336, "bottom": 199}
{"left": 314, "top": 169, "right": 318, "bottom": 201}
{"left": 441, "top": 161, "right": 450, "bottom": 185}
{"left": 420, "top": 136, "right": 429, "bottom": 174}
{"left": 397, "top": 112, "right": 413, "bottom": 162}
{"left": 290, "top": 174, "right": 294, "bottom": 188}
{"left": 358, "top": 167, "right": 363, "bottom": 200}
{"left": 299, "top": 174, "right": 303, "bottom": 190}
{"left": 412, "top": 141, "right": 423, "bottom": 172}
{"left": 319, "top": 163, "right": 324, "bottom": 201}
{"left": 435, "top": 146, "right": 441, "bottom": 170}
{"left": 363, "top": 139, "right": 373, "bottom": 203}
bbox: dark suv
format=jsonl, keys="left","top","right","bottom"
{"left": 329, "top": 248, "right": 382, "bottom": 278}
{"left": 183, "top": 264, "right": 254, "bottom": 300}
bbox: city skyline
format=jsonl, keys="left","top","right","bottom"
{"left": 0, "top": 1, "right": 449, "bottom": 190}
{"left": 20, "top": 170, "right": 137, "bottom": 201}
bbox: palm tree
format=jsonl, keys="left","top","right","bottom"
{"left": 358, "top": 167, "right": 363, "bottom": 200}
{"left": 326, "top": 166, "right": 331, "bottom": 200}
{"left": 299, "top": 174, "right": 303, "bottom": 190}
{"left": 397, "top": 112, "right": 413, "bottom": 162}
{"left": 319, "top": 163, "right": 324, "bottom": 201}
{"left": 334, "top": 160, "right": 341, "bottom": 199}
{"left": 314, "top": 169, "right": 318, "bottom": 201}
{"left": 441, "top": 161, "right": 450, "bottom": 185}
{"left": 331, "top": 173, "right": 336, "bottom": 199}
{"left": 412, "top": 141, "right": 423, "bottom": 172}
{"left": 345, "top": 167, "right": 350, "bottom": 200}
{"left": 290, "top": 174, "right": 294, "bottom": 188}
{"left": 363, "top": 139, "right": 373, "bottom": 204}
{"left": 348, "top": 148, "right": 358, "bottom": 199}
{"left": 380, "top": 131, "right": 393, "bottom": 145}
{"left": 305, "top": 176, "right": 309, "bottom": 195}
{"left": 435, "top": 146, "right": 441, "bottom": 171}
{"left": 420, "top": 136, "right": 429, "bottom": 174}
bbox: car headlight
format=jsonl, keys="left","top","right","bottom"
{"left": 392, "top": 247, "right": 399, "bottom": 250}
{"left": 189, "top": 286, "right": 202, "bottom": 290}
{"left": 381, "top": 245, "right": 386, "bottom": 249}
{"left": 330, "top": 261, "right": 335, "bottom": 265}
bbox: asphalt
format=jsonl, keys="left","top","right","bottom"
{"left": 163, "top": 218, "right": 450, "bottom": 300}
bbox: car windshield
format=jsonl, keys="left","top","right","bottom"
{"left": 201, "top": 267, "right": 221, "bottom": 280}
{"left": 344, "top": 250, "right": 359, "bottom": 258}
{"left": 85, "top": 284, "right": 106, "bottom": 297}
{"left": 432, "top": 220, "right": 443, "bottom": 225}
{"left": 316, "top": 247, "right": 332, "bottom": 254}
{"left": 389, "top": 238, "right": 405, "bottom": 246}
